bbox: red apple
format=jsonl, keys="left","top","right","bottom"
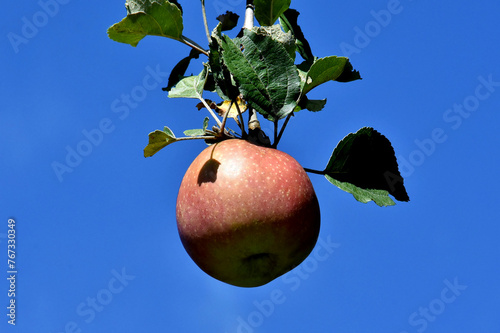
{"left": 176, "top": 139, "right": 321, "bottom": 287}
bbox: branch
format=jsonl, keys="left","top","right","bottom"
{"left": 273, "top": 113, "right": 292, "bottom": 148}
{"left": 177, "top": 135, "right": 217, "bottom": 142}
{"left": 197, "top": 97, "right": 222, "bottom": 128}
{"left": 248, "top": 108, "right": 260, "bottom": 130}
{"left": 180, "top": 35, "right": 209, "bottom": 56}
{"left": 242, "top": 1, "right": 263, "bottom": 133}
{"left": 244, "top": 0, "right": 255, "bottom": 29}
{"left": 201, "top": 0, "right": 211, "bottom": 44}
{"left": 219, "top": 100, "right": 232, "bottom": 135}
{"left": 234, "top": 98, "right": 247, "bottom": 137}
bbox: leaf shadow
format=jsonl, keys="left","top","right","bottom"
{"left": 197, "top": 158, "right": 221, "bottom": 185}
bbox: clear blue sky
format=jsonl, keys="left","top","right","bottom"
{"left": 2, "top": 0, "right": 500, "bottom": 332}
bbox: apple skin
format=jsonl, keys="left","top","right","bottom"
{"left": 176, "top": 139, "right": 321, "bottom": 287}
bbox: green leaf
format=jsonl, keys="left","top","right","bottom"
{"left": 298, "top": 97, "right": 327, "bottom": 112}
{"left": 168, "top": 65, "right": 208, "bottom": 98}
{"left": 302, "top": 56, "right": 349, "bottom": 95}
{"left": 279, "top": 9, "right": 314, "bottom": 62}
{"left": 221, "top": 30, "right": 301, "bottom": 121}
{"left": 325, "top": 177, "right": 396, "bottom": 207}
{"left": 324, "top": 127, "right": 410, "bottom": 206}
{"left": 255, "top": 25, "right": 296, "bottom": 60}
{"left": 254, "top": 0, "right": 291, "bottom": 26}
{"left": 183, "top": 117, "right": 209, "bottom": 137}
{"left": 202, "top": 116, "right": 209, "bottom": 131}
{"left": 107, "top": 0, "right": 183, "bottom": 47}
{"left": 183, "top": 129, "right": 205, "bottom": 136}
{"left": 336, "top": 61, "right": 362, "bottom": 82}
{"left": 163, "top": 126, "right": 175, "bottom": 137}
{"left": 208, "top": 23, "right": 240, "bottom": 101}
{"left": 144, "top": 127, "right": 178, "bottom": 157}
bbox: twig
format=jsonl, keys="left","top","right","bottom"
{"left": 180, "top": 35, "right": 209, "bottom": 56}
{"left": 177, "top": 135, "right": 218, "bottom": 142}
{"left": 273, "top": 113, "right": 292, "bottom": 147}
{"left": 198, "top": 97, "right": 222, "bottom": 128}
{"left": 234, "top": 99, "right": 247, "bottom": 137}
{"left": 274, "top": 120, "right": 278, "bottom": 145}
{"left": 201, "top": 0, "right": 211, "bottom": 44}
{"left": 219, "top": 100, "right": 232, "bottom": 135}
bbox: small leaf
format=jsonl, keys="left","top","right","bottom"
{"left": 221, "top": 30, "right": 300, "bottom": 121}
{"left": 144, "top": 127, "right": 178, "bottom": 157}
{"left": 196, "top": 100, "right": 216, "bottom": 111}
{"left": 216, "top": 97, "right": 248, "bottom": 119}
{"left": 254, "top": 0, "right": 291, "bottom": 26}
{"left": 298, "top": 97, "right": 327, "bottom": 112}
{"left": 324, "top": 127, "right": 409, "bottom": 206}
{"left": 183, "top": 129, "right": 205, "bottom": 137}
{"left": 216, "top": 11, "right": 239, "bottom": 31}
{"left": 169, "top": 65, "right": 208, "bottom": 99}
{"left": 163, "top": 126, "right": 175, "bottom": 137}
{"left": 302, "top": 56, "right": 349, "bottom": 95}
{"left": 108, "top": 0, "right": 183, "bottom": 47}
{"left": 163, "top": 49, "right": 202, "bottom": 92}
{"left": 279, "top": 8, "right": 313, "bottom": 62}
{"left": 202, "top": 117, "right": 209, "bottom": 131}
{"left": 183, "top": 117, "right": 210, "bottom": 137}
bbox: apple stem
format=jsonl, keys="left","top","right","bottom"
{"left": 303, "top": 168, "right": 326, "bottom": 175}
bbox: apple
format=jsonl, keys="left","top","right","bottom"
{"left": 176, "top": 139, "right": 321, "bottom": 287}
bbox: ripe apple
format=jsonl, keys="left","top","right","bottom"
{"left": 176, "top": 139, "right": 321, "bottom": 287}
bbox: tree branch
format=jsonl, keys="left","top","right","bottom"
{"left": 244, "top": 0, "right": 255, "bottom": 29}
{"left": 180, "top": 35, "right": 209, "bottom": 56}
{"left": 201, "top": 0, "right": 211, "bottom": 44}
{"left": 273, "top": 113, "right": 292, "bottom": 148}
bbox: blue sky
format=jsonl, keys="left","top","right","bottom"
{"left": 2, "top": 0, "right": 500, "bottom": 332}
